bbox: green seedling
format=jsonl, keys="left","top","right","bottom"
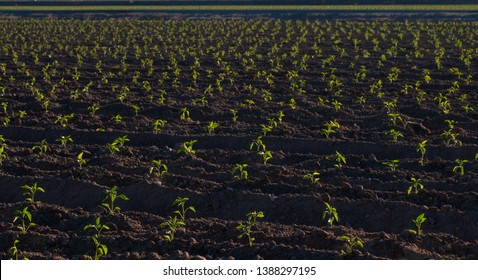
{"left": 2, "top": 115, "right": 11, "bottom": 126}
{"left": 409, "top": 213, "right": 426, "bottom": 236}
{"left": 115, "top": 135, "right": 129, "bottom": 147}
{"left": 84, "top": 216, "right": 109, "bottom": 239}
{"left": 322, "top": 202, "right": 339, "bottom": 227}
{"left": 13, "top": 206, "right": 36, "bottom": 234}
{"left": 105, "top": 135, "right": 129, "bottom": 156}
{"left": 340, "top": 235, "right": 364, "bottom": 256}
{"left": 18, "top": 110, "right": 27, "bottom": 125}
{"left": 54, "top": 113, "right": 74, "bottom": 127}
{"left": 87, "top": 103, "right": 100, "bottom": 116}
{"left": 331, "top": 100, "right": 342, "bottom": 111}
{"left": 388, "top": 113, "right": 403, "bottom": 126}
{"left": 160, "top": 215, "right": 184, "bottom": 242}
{"left": 20, "top": 182, "right": 45, "bottom": 203}
{"left": 205, "top": 121, "right": 219, "bottom": 134}
{"left": 85, "top": 236, "right": 108, "bottom": 260}
{"left": 277, "top": 111, "right": 285, "bottom": 123}
{"left": 333, "top": 150, "right": 346, "bottom": 169}
{"left": 441, "top": 120, "right": 462, "bottom": 146}
{"left": 7, "top": 242, "right": 17, "bottom": 262}
{"left": 266, "top": 117, "right": 278, "bottom": 128}
{"left": 417, "top": 140, "right": 428, "bottom": 165}
{"left": 177, "top": 140, "right": 198, "bottom": 156}
{"left": 231, "top": 163, "right": 248, "bottom": 180}
{"left": 84, "top": 217, "right": 109, "bottom": 260}
{"left": 105, "top": 142, "right": 120, "bottom": 156}
{"left": 317, "top": 96, "right": 328, "bottom": 107}
{"left": 356, "top": 95, "right": 366, "bottom": 105}
{"left": 236, "top": 210, "right": 264, "bottom": 247}
{"left": 261, "top": 124, "right": 272, "bottom": 136}
{"left": 9, "top": 240, "right": 28, "bottom": 260}
{"left": 382, "top": 159, "right": 399, "bottom": 171}
{"left": 112, "top": 114, "right": 122, "bottom": 124}
{"left": 388, "top": 129, "right": 403, "bottom": 142}
{"left": 131, "top": 105, "right": 140, "bottom": 116}
{"left": 408, "top": 177, "right": 424, "bottom": 195}
{"left": 230, "top": 109, "right": 238, "bottom": 122}
{"left": 32, "top": 139, "right": 48, "bottom": 155}
{"left": 101, "top": 185, "right": 129, "bottom": 215}
{"left": 303, "top": 172, "right": 321, "bottom": 185}
{"left": 322, "top": 120, "right": 340, "bottom": 139}
{"left": 441, "top": 129, "right": 462, "bottom": 146}
{"left": 0, "top": 145, "right": 7, "bottom": 167}
{"left": 152, "top": 119, "right": 167, "bottom": 133}
{"left": 179, "top": 107, "right": 191, "bottom": 122}
{"left": 462, "top": 104, "right": 474, "bottom": 112}
{"left": 172, "top": 197, "right": 196, "bottom": 224}
{"left": 383, "top": 100, "right": 397, "bottom": 113}
{"left": 453, "top": 159, "right": 468, "bottom": 175}
{"left": 2, "top": 101, "right": 8, "bottom": 114}
{"left": 258, "top": 150, "right": 272, "bottom": 166}
{"left": 289, "top": 98, "right": 297, "bottom": 109}
{"left": 192, "top": 96, "right": 208, "bottom": 106}
{"left": 242, "top": 99, "right": 255, "bottom": 108}
{"left": 149, "top": 159, "right": 168, "bottom": 177}
{"left": 9, "top": 239, "right": 20, "bottom": 260}
{"left": 250, "top": 136, "right": 266, "bottom": 152}
{"left": 77, "top": 152, "right": 86, "bottom": 169}
{"left": 56, "top": 135, "right": 73, "bottom": 148}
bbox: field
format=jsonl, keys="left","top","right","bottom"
{"left": 1, "top": 5, "right": 478, "bottom": 11}
{"left": 0, "top": 18, "right": 477, "bottom": 260}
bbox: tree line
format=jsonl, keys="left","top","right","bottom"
{"left": 2, "top": 0, "right": 476, "bottom": 5}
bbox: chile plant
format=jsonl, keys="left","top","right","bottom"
{"left": 172, "top": 197, "right": 196, "bottom": 224}
{"left": 409, "top": 213, "right": 426, "bottom": 236}
{"left": 84, "top": 217, "right": 109, "bottom": 260}
{"left": 407, "top": 177, "right": 424, "bottom": 195}
{"left": 322, "top": 202, "right": 339, "bottom": 227}
{"left": 13, "top": 206, "right": 36, "bottom": 234}
{"left": 205, "top": 121, "right": 219, "bottom": 135}
{"left": 417, "top": 140, "right": 428, "bottom": 165}
{"left": 9, "top": 239, "right": 28, "bottom": 260}
{"left": 32, "top": 139, "right": 48, "bottom": 156}
{"left": 56, "top": 135, "right": 73, "bottom": 148}
{"left": 304, "top": 172, "right": 321, "bottom": 186}
{"left": 177, "top": 140, "right": 198, "bottom": 156}
{"left": 160, "top": 197, "right": 195, "bottom": 242}
{"left": 77, "top": 152, "right": 87, "bottom": 169}
{"left": 152, "top": 119, "right": 167, "bottom": 133}
{"left": 149, "top": 159, "right": 168, "bottom": 177}
{"left": 333, "top": 151, "right": 346, "bottom": 169}
{"left": 340, "top": 235, "right": 364, "bottom": 256}
{"left": 236, "top": 210, "right": 264, "bottom": 247}
{"left": 105, "top": 135, "right": 129, "bottom": 156}
{"left": 322, "top": 120, "right": 340, "bottom": 139}
{"left": 231, "top": 163, "right": 249, "bottom": 181}
{"left": 453, "top": 159, "right": 468, "bottom": 175}
{"left": 382, "top": 160, "right": 399, "bottom": 172}
{"left": 101, "top": 185, "right": 129, "bottom": 215}
{"left": 21, "top": 182, "right": 45, "bottom": 204}
{"left": 0, "top": 145, "right": 7, "bottom": 167}
{"left": 160, "top": 216, "right": 184, "bottom": 242}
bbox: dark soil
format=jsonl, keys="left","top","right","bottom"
{"left": 0, "top": 18, "right": 477, "bottom": 260}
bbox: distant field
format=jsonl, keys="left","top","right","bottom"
{"left": 1, "top": 5, "right": 478, "bottom": 12}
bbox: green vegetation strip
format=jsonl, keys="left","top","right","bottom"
{"left": 1, "top": 5, "right": 478, "bottom": 12}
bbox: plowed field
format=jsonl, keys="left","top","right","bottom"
{"left": 0, "top": 19, "right": 477, "bottom": 259}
